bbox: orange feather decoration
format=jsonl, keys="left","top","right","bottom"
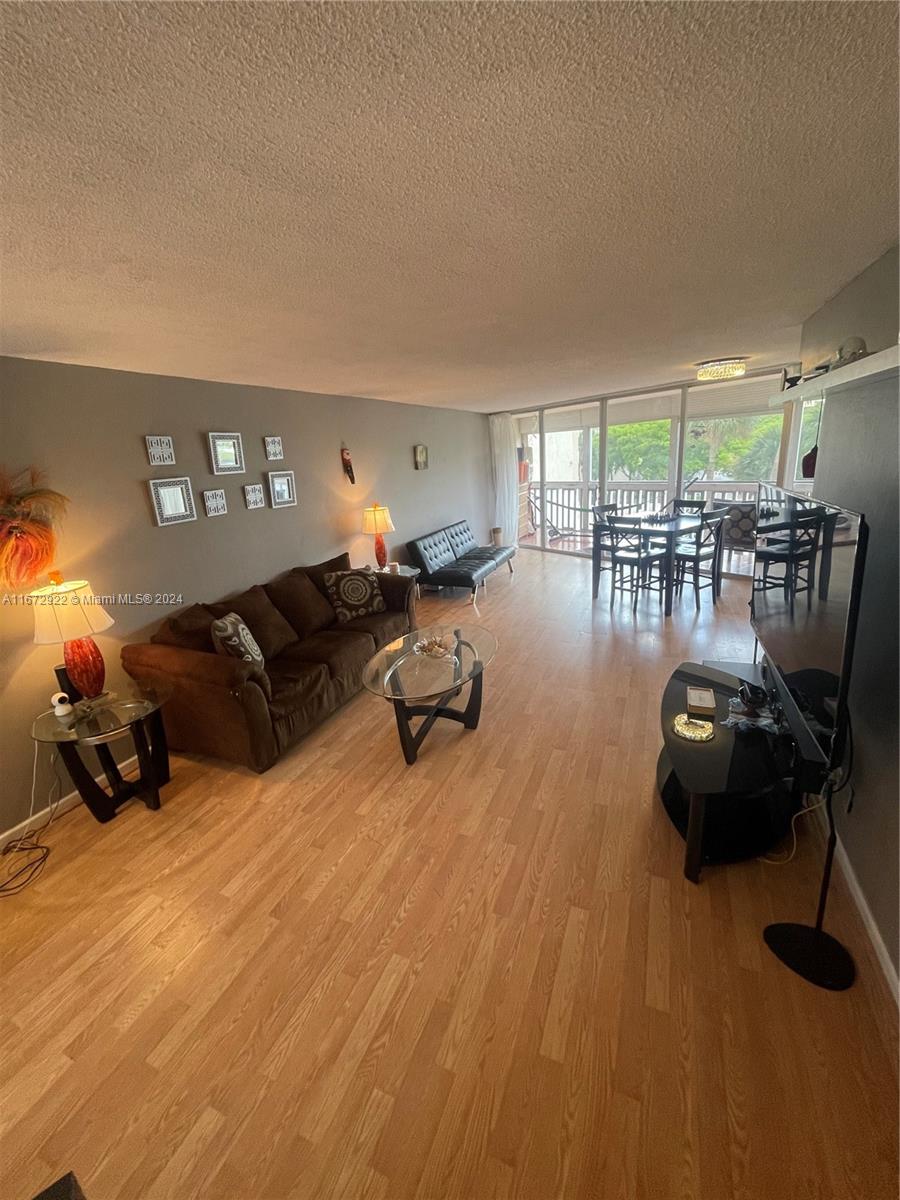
{"left": 0, "top": 467, "right": 69, "bottom": 590}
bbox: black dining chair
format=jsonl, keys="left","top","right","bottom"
{"left": 755, "top": 509, "right": 825, "bottom": 613}
{"left": 607, "top": 514, "right": 667, "bottom": 611}
{"left": 591, "top": 503, "right": 618, "bottom": 580}
{"left": 674, "top": 512, "right": 725, "bottom": 609}
{"left": 673, "top": 498, "right": 706, "bottom": 515}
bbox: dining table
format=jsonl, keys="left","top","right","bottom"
{"left": 592, "top": 509, "right": 706, "bottom": 616}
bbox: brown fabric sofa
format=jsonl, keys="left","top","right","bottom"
{"left": 121, "top": 554, "right": 416, "bottom": 772}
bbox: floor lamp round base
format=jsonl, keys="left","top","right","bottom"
{"left": 763, "top": 922, "right": 856, "bottom": 991}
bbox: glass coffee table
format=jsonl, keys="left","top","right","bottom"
{"left": 363, "top": 624, "right": 497, "bottom": 764}
{"left": 32, "top": 685, "right": 171, "bottom": 823}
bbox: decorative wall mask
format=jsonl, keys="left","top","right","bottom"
{"left": 341, "top": 444, "right": 356, "bottom": 485}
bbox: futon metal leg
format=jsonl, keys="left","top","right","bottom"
{"left": 508, "top": 559, "right": 515, "bottom": 575}
{"left": 684, "top": 791, "right": 706, "bottom": 883}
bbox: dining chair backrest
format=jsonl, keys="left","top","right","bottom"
{"left": 785, "top": 508, "right": 825, "bottom": 555}
{"left": 591, "top": 503, "right": 618, "bottom": 525}
{"left": 674, "top": 498, "right": 706, "bottom": 514}
{"left": 607, "top": 513, "right": 643, "bottom": 551}
{"left": 681, "top": 512, "right": 723, "bottom": 554}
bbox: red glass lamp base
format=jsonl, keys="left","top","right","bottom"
{"left": 64, "top": 636, "right": 106, "bottom": 699}
{"left": 374, "top": 532, "right": 387, "bottom": 569}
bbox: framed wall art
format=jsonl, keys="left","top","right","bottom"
{"left": 244, "top": 483, "right": 265, "bottom": 509}
{"left": 148, "top": 477, "right": 197, "bottom": 527}
{"left": 202, "top": 488, "right": 228, "bottom": 517}
{"left": 208, "top": 432, "right": 245, "bottom": 474}
{"left": 413, "top": 444, "right": 429, "bottom": 470}
{"left": 267, "top": 470, "right": 297, "bottom": 508}
{"left": 145, "top": 435, "right": 176, "bottom": 466}
{"left": 264, "top": 436, "right": 284, "bottom": 461}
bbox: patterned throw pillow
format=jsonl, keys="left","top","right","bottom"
{"left": 323, "top": 569, "right": 386, "bottom": 623}
{"left": 210, "top": 611, "right": 266, "bottom": 671}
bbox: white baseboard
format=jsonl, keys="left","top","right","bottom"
{"left": 833, "top": 835, "right": 900, "bottom": 1004}
{"left": 813, "top": 808, "right": 899, "bottom": 1003}
{"left": 1, "top": 754, "right": 138, "bottom": 851}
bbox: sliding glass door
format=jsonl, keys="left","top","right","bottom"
{"left": 509, "top": 370, "right": 789, "bottom": 558}
{"left": 542, "top": 402, "right": 600, "bottom": 554}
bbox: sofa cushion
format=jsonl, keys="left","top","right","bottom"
{"left": 211, "top": 612, "right": 265, "bottom": 670}
{"left": 445, "top": 520, "right": 479, "bottom": 560}
{"left": 265, "top": 658, "right": 331, "bottom": 720}
{"left": 343, "top": 610, "right": 409, "bottom": 649}
{"left": 209, "top": 612, "right": 272, "bottom": 700}
{"left": 429, "top": 558, "right": 494, "bottom": 588}
{"left": 265, "top": 569, "right": 336, "bottom": 639}
{"left": 305, "top": 552, "right": 351, "bottom": 598}
{"left": 209, "top": 585, "right": 297, "bottom": 660}
{"left": 408, "top": 528, "right": 456, "bottom": 575}
{"left": 276, "top": 631, "right": 376, "bottom": 680}
{"left": 323, "top": 570, "right": 386, "bottom": 623}
{"left": 151, "top": 603, "right": 216, "bottom": 652}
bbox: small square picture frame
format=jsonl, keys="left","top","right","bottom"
{"left": 413, "top": 444, "right": 429, "bottom": 470}
{"left": 267, "top": 470, "right": 297, "bottom": 508}
{"left": 149, "top": 477, "right": 197, "bottom": 526}
{"left": 264, "top": 436, "right": 284, "bottom": 461}
{"left": 145, "top": 435, "right": 176, "bottom": 466}
{"left": 208, "top": 431, "right": 245, "bottom": 474}
{"left": 244, "top": 483, "right": 265, "bottom": 509}
{"left": 202, "top": 488, "right": 228, "bottom": 517}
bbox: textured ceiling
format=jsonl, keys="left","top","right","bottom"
{"left": 2, "top": 2, "right": 897, "bottom": 413}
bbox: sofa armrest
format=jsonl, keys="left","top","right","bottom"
{"left": 121, "top": 642, "right": 278, "bottom": 772}
{"left": 377, "top": 572, "right": 417, "bottom": 630}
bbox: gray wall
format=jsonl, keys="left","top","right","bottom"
{"left": 800, "top": 244, "right": 899, "bottom": 373}
{"left": 814, "top": 375, "right": 899, "bottom": 973}
{"left": 0, "top": 357, "right": 492, "bottom": 831}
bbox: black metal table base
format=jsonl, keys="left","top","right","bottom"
{"left": 58, "top": 709, "right": 170, "bottom": 823}
{"left": 392, "top": 667, "right": 483, "bottom": 765}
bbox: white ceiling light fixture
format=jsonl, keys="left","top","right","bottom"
{"left": 695, "top": 358, "right": 748, "bottom": 382}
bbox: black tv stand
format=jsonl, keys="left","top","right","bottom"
{"left": 657, "top": 662, "right": 796, "bottom": 882}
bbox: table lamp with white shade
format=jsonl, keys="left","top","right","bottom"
{"left": 31, "top": 578, "right": 114, "bottom": 699}
{"left": 362, "top": 504, "right": 395, "bottom": 569}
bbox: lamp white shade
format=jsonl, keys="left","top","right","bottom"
{"left": 362, "top": 504, "right": 395, "bottom": 535}
{"left": 31, "top": 580, "right": 115, "bottom": 645}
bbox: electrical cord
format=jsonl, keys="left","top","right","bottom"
{"left": 760, "top": 794, "right": 826, "bottom": 865}
{"left": 0, "top": 742, "right": 64, "bottom": 897}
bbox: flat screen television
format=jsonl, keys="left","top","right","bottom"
{"left": 750, "top": 484, "right": 867, "bottom": 771}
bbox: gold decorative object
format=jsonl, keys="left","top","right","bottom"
{"left": 673, "top": 712, "right": 714, "bottom": 742}
{"left": 413, "top": 634, "right": 456, "bottom": 659}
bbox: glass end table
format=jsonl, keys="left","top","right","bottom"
{"left": 363, "top": 624, "right": 497, "bottom": 764}
{"left": 32, "top": 685, "right": 171, "bottom": 823}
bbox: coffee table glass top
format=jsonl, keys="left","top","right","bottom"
{"left": 32, "top": 685, "right": 170, "bottom": 745}
{"left": 363, "top": 624, "right": 498, "bottom": 703}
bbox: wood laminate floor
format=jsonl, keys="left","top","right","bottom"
{"left": 2, "top": 552, "right": 897, "bottom": 1200}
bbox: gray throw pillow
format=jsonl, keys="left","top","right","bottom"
{"left": 323, "top": 569, "right": 386, "bottom": 623}
{"left": 211, "top": 611, "right": 266, "bottom": 671}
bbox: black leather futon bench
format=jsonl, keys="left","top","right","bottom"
{"left": 407, "top": 520, "right": 515, "bottom": 600}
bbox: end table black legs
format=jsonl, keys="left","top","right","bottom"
{"left": 59, "top": 743, "right": 119, "bottom": 823}
{"left": 684, "top": 791, "right": 707, "bottom": 883}
{"left": 392, "top": 667, "right": 484, "bottom": 765}
{"left": 57, "top": 712, "right": 170, "bottom": 824}
{"left": 131, "top": 720, "right": 161, "bottom": 810}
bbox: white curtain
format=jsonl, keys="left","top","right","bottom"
{"left": 489, "top": 413, "right": 518, "bottom": 546}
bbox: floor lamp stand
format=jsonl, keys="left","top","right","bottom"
{"left": 763, "top": 775, "right": 856, "bottom": 991}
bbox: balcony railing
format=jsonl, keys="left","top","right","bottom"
{"left": 528, "top": 480, "right": 763, "bottom": 543}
